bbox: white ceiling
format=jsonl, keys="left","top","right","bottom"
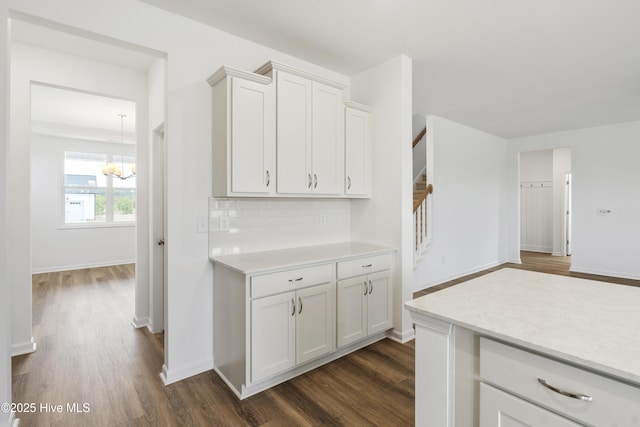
{"left": 139, "top": 0, "right": 640, "bottom": 138}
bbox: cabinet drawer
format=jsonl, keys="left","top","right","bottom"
{"left": 480, "top": 338, "right": 640, "bottom": 427}
{"left": 337, "top": 253, "right": 392, "bottom": 280}
{"left": 251, "top": 264, "right": 333, "bottom": 298}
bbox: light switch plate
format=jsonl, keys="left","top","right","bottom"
{"left": 197, "top": 216, "right": 208, "bottom": 233}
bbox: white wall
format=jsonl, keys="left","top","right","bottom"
{"left": 9, "top": 40, "right": 149, "bottom": 356}
{"left": 520, "top": 150, "right": 552, "bottom": 182}
{"left": 5, "top": 0, "right": 350, "bottom": 385}
{"left": 1, "top": 9, "right": 13, "bottom": 426}
{"left": 508, "top": 121, "right": 640, "bottom": 279}
{"left": 414, "top": 115, "right": 509, "bottom": 291}
{"left": 31, "top": 133, "right": 136, "bottom": 272}
{"left": 350, "top": 55, "right": 415, "bottom": 342}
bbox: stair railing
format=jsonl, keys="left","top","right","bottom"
{"left": 413, "top": 183, "right": 433, "bottom": 253}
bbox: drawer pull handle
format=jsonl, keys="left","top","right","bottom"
{"left": 362, "top": 264, "right": 372, "bottom": 268}
{"left": 288, "top": 277, "right": 303, "bottom": 283}
{"left": 537, "top": 378, "right": 593, "bottom": 402}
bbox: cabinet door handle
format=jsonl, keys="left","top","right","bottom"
{"left": 369, "top": 280, "right": 373, "bottom": 294}
{"left": 307, "top": 173, "right": 312, "bottom": 189}
{"left": 266, "top": 170, "right": 270, "bottom": 187}
{"left": 347, "top": 176, "right": 351, "bottom": 190}
{"left": 364, "top": 281, "right": 368, "bottom": 296}
{"left": 313, "top": 174, "right": 318, "bottom": 189}
{"left": 291, "top": 298, "right": 296, "bottom": 316}
{"left": 537, "top": 378, "right": 593, "bottom": 402}
{"left": 298, "top": 297, "right": 303, "bottom": 314}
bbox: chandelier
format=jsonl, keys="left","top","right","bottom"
{"left": 102, "top": 113, "right": 136, "bottom": 180}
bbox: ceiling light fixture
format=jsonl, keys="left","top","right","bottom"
{"left": 102, "top": 113, "right": 136, "bottom": 180}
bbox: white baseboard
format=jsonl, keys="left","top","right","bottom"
{"left": 160, "top": 358, "right": 214, "bottom": 385}
{"left": 32, "top": 260, "right": 135, "bottom": 274}
{"left": 415, "top": 259, "right": 505, "bottom": 293}
{"left": 11, "top": 338, "right": 36, "bottom": 357}
{"left": 131, "top": 316, "right": 150, "bottom": 329}
{"left": 569, "top": 265, "right": 640, "bottom": 281}
{"left": 388, "top": 327, "right": 415, "bottom": 343}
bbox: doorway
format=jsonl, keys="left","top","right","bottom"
{"left": 8, "top": 18, "right": 166, "bottom": 359}
{"left": 519, "top": 148, "right": 572, "bottom": 268}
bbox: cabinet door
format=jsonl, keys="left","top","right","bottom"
{"left": 366, "top": 270, "right": 392, "bottom": 335}
{"left": 276, "top": 71, "right": 312, "bottom": 194}
{"left": 230, "top": 76, "right": 275, "bottom": 194}
{"left": 251, "top": 291, "right": 296, "bottom": 383}
{"left": 311, "top": 82, "right": 343, "bottom": 195}
{"left": 344, "top": 107, "right": 371, "bottom": 196}
{"left": 480, "top": 383, "right": 581, "bottom": 427}
{"left": 337, "top": 276, "right": 367, "bottom": 347}
{"left": 296, "top": 282, "right": 335, "bottom": 364}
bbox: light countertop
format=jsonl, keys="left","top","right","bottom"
{"left": 405, "top": 268, "right": 640, "bottom": 385}
{"left": 210, "top": 241, "right": 395, "bottom": 274}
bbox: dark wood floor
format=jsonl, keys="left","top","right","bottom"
{"left": 12, "top": 253, "right": 638, "bottom": 426}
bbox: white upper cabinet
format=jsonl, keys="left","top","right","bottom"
{"left": 208, "top": 67, "right": 275, "bottom": 197}
{"left": 344, "top": 101, "right": 373, "bottom": 197}
{"left": 257, "top": 61, "right": 346, "bottom": 196}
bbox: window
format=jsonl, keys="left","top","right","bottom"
{"left": 64, "top": 151, "right": 136, "bottom": 224}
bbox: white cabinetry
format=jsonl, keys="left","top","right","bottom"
{"left": 257, "top": 61, "right": 345, "bottom": 196}
{"left": 212, "top": 243, "right": 395, "bottom": 399}
{"left": 337, "top": 254, "right": 392, "bottom": 348}
{"left": 208, "top": 67, "right": 275, "bottom": 197}
{"left": 344, "top": 101, "right": 373, "bottom": 197}
{"left": 251, "top": 279, "right": 335, "bottom": 383}
{"left": 480, "top": 383, "right": 580, "bottom": 426}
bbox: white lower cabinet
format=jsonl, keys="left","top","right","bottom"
{"left": 480, "top": 383, "right": 580, "bottom": 427}
{"left": 337, "top": 254, "right": 392, "bottom": 348}
{"left": 212, "top": 247, "right": 394, "bottom": 399}
{"left": 251, "top": 281, "right": 335, "bottom": 383}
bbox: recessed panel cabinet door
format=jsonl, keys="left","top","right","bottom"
{"left": 296, "top": 282, "right": 335, "bottom": 364}
{"left": 311, "top": 82, "right": 343, "bottom": 195}
{"left": 366, "top": 270, "right": 392, "bottom": 335}
{"left": 337, "top": 276, "right": 367, "bottom": 347}
{"left": 276, "top": 71, "right": 312, "bottom": 194}
{"left": 251, "top": 291, "right": 296, "bottom": 383}
{"left": 480, "top": 383, "right": 581, "bottom": 427}
{"left": 344, "top": 107, "right": 371, "bottom": 196}
{"left": 230, "top": 77, "right": 275, "bottom": 194}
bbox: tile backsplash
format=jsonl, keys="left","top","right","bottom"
{"left": 209, "top": 198, "right": 351, "bottom": 256}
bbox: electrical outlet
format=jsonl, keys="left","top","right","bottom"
{"left": 319, "top": 214, "right": 326, "bottom": 225}
{"left": 219, "top": 216, "right": 230, "bottom": 231}
{"left": 197, "top": 216, "right": 208, "bottom": 233}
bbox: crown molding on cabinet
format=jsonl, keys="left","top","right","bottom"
{"left": 343, "top": 100, "right": 374, "bottom": 113}
{"left": 255, "top": 60, "right": 347, "bottom": 90}
{"left": 207, "top": 66, "right": 272, "bottom": 87}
